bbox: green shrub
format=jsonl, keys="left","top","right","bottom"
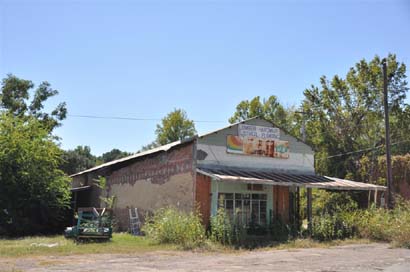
{"left": 354, "top": 199, "right": 410, "bottom": 248}
{"left": 141, "top": 207, "right": 205, "bottom": 249}
{"left": 354, "top": 206, "right": 391, "bottom": 241}
{"left": 312, "top": 214, "right": 336, "bottom": 241}
{"left": 310, "top": 191, "right": 359, "bottom": 241}
{"left": 312, "top": 211, "right": 356, "bottom": 241}
{"left": 269, "top": 218, "right": 291, "bottom": 241}
{"left": 210, "top": 207, "right": 234, "bottom": 245}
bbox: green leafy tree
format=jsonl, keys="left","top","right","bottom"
{"left": 156, "top": 109, "right": 196, "bottom": 145}
{"left": 60, "top": 146, "right": 97, "bottom": 175}
{"left": 229, "top": 95, "right": 294, "bottom": 131}
{"left": 99, "top": 148, "right": 131, "bottom": 163}
{"left": 301, "top": 54, "right": 409, "bottom": 179}
{"left": 0, "top": 113, "right": 71, "bottom": 236}
{"left": 0, "top": 74, "right": 67, "bottom": 132}
{"left": 141, "top": 109, "right": 197, "bottom": 150}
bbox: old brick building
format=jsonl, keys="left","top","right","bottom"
{"left": 71, "top": 118, "right": 386, "bottom": 231}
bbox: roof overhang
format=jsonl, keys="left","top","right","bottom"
{"left": 70, "top": 185, "right": 92, "bottom": 192}
{"left": 197, "top": 168, "right": 386, "bottom": 191}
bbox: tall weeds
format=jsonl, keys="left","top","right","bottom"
{"left": 355, "top": 199, "right": 410, "bottom": 248}
{"left": 141, "top": 207, "right": 205, "bottom": 249}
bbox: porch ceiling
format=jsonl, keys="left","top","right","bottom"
{"left": 196, "top": 167, "right": 386, "bottom": 191}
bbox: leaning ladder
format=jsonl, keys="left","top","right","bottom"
{"left": 129, "top": 208, "right": 141, "bottom": 235}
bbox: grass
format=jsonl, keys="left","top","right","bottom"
{"left": 211, "top": 237, "right": 373, "bottom": 252}
{"left": 0, "top": 233, "right": 374, "bottom": 259}
{"left": 0, "top": 233, "right": 177, "bottom": 258}
{"left": 271, "top": 238, "right": 372, "bottom": 250}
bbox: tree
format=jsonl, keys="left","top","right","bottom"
{"left": 229, "top": 95, "right": 294, "bottom": 131}
{"left": 0, "top": 74, "right": 67, "bottom": 132}
{"left": 99, "top": 148, "right": 131, "bottom": 163}
{"left": 156, "top": 109, "right": 197, "bottom": 145}
{"left": 141, "top": 109, "right": 197, "bottom": 150}
{"left": 0, "top": 113, "right": 71, "bottom": 236}
{"left": 60, "top": 146, "right": 97, "bottom": 175}
{"left": 301, "top": 54, "right": 409, "bottom": 179}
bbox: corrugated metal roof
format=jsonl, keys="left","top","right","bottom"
{"left": 197, "top": 167, "right": 386, "bottom": 191}
{"left": 70, "top": 117, "right": 316, "bottom": 178}
{"left": 70, "top": 138, "right": 195, "bottom": 177}
{"left": 69, "top": 117, "right": 283, "bottom": 177}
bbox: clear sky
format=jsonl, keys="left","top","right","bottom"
{"left": 1, "top": 0, "right": 409, "bottom": 155}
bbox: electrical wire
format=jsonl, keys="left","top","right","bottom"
{"left": 322, "top": 139, "right": 410, "bottom": 160}
{"left": 68, "top": 114, "right": 226, "bottom": 123}
{"left": 68, "top": 114, "right": 410, "bottom": 161}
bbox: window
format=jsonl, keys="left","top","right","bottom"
{"left": 218, "top": 193, "right": 267, "bottom": 226}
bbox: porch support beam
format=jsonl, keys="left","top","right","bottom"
{"left": 307, "top": 188, "right": 313, "bottom": 235}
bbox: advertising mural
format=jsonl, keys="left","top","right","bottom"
{"left": 226, "top": 125, "right": 289, "bottom": 159}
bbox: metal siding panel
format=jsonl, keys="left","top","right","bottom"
{"left": 198, "top": 118, "right": 314, "bottom": 155}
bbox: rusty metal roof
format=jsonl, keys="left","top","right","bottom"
{"left": 70, "top": 117, "right": 313, "bottom": 178}
{"left": 70, "top": 138, "right": 195, "bottom": 177}
{"left": 197, "top": 167, "right": 386, "bottom": 191}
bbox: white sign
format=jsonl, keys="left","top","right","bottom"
{"left": 238, "top": 124, "right": 280, "bottom": 140}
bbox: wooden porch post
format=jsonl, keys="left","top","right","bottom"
{"left": 374, "top": 189, "right": 378, "bottom": 207}
{"left": 307, "top": 188, "right": 313, "bottom": 235}
{"left": 368, "top": 190, "right": 372, "bottom": 208}
{"left": 72, "top": 191, "right": 78, "bottom": 225}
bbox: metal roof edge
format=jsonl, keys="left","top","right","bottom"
{"left": 70, "top": 137, "right": 196, "bottom": 178}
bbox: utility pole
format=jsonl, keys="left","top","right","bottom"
{"left": 296, "top": 111, "right": 310, "bottom": 233}
{"left": 295, "top": 111, "right": 307, "bottom": 142}
{"left": 382, "top": 58, "right": 393, "bottom": 209}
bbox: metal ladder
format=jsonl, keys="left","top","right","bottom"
{"left": 129, "top": 208, "right": 141, "bottom": 235}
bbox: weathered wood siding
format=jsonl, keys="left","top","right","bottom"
{"left": 195, "top": 173, "right": 212, "bottom": 227}
{"left": 273, "top": 185, "right": 290, "bottom": 223}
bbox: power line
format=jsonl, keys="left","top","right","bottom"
{"left": 68, "top": 114, "right": 226, "bottom": 123}
{"left": 68, "top": 114, "right": 410, "bottom": 160}
{"left": 321, "top": 139, "right": 410, "bottom": 160}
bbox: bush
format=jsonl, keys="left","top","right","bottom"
{"left": 354, "top": 198, "right": 410, "bottom": 248}
{"left": 269, "top": 218, "right": 291, "bottom": 241}
{"left": 310, "top": 190, "right": 358, "bottom": 241}
{"left": 389, "top": 200, "right": 410, "bottom": 248}
{"left": 141, "top": 207, "right": 205, "bottom": 249}
{"left": 312, "top": 211, "right": 356, "bottom": 241}
{"left": 210, "top": 207, "right": 234, "bottom": 245}
{"left": 354, "top": 206, "right": 391, "bottom": 241}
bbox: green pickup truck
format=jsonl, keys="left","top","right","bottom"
{"left": 64, "top": 207, "right": 113, "bottom": 240}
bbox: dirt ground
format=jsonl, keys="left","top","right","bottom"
{"left": 1, "top": 243, "right": 410, "bottom": 272}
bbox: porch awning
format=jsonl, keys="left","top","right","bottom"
{"left": 197, "top": 167, "right": 386, "bottom": 191}
{"left": 70, "top": 185, "right": 92, "bottom": 192}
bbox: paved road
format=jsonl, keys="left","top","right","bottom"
{"left": 1, "top": 243, "right": 410, "bottom": 271}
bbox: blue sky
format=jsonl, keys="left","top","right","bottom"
{"left": 1, "top": 0, "right": 409, "bottom": 155}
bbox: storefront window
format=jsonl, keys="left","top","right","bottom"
{"left": 218, "top": 192, "right": 267, "bottom": 226}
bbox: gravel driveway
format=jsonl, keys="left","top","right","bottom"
{"left": 1, "top": 243, "right": 410, "bottom": 272}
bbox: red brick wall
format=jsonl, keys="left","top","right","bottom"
{"left": 195, "top": 173, "right": 211, "bottom": 227}
{"left": 109, "top": 144, "right": 194, "bottom": 186}
{"left": 107, "top": 143, "right": 195, "bottom": 231}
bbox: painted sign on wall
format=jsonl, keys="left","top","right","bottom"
{"left": 238, "top": 124, "right": 280, "bottom": 139}
{"left": 227, "top": 135, "right": 289, "bottom": 159}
